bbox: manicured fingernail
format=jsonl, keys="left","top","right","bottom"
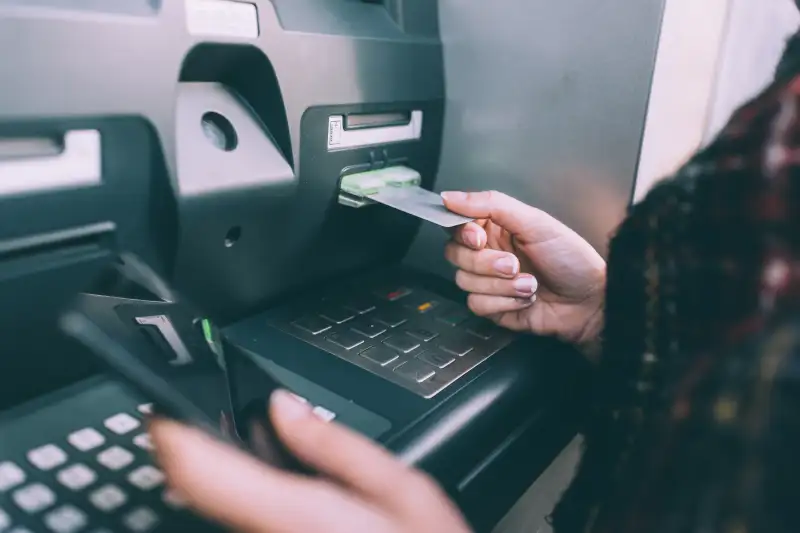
{"left": 271, "top": 389, "right": 311, "bottom": 421}
{"left": 494, "top": 256, "right": 519, "bottom": 276}
{"left": 465, "top": 230, "right": 481, "bottom": 249}
{"left": 441, "top": 191, "right": 466, "bottom": 202}
{"left": 513, "top": 275, "right": 538, "bottom": 296}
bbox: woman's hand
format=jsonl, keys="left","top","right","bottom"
{"left": 442, "top": 190, "right": 606, "bottom": 350}
{"left": 150, "top": 390, "right": 472, "bottom": 533}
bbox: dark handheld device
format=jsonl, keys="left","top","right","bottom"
{"left": 58, "top": 258, "right": 308, "bottom": 473}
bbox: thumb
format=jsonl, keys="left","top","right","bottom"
{"left": 270, "top": 390, "right": 421, "bottom": 506}
{"left": 441, "top": 190, "right": 561, "bottom": 241}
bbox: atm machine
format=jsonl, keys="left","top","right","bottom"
{"left": 0, "top": 1, "right": 664, "bottom": 532}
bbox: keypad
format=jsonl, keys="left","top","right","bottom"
{"left": 292, "top": 315, "right": 332, "bottom": 335}
{"left": 372, "top": 309, "right": 407, "bottom": 328}
{"left": 343, "top": 297, "right": 377, "bottom": 315}
{"left": 361, "top": 346, "right": 400, "bottom": 367}
{"left": 326, "top": 331, "right": 364, "bottom": 350}
{"left": 0, "top": 383, "right": 254, "bottom": 532}
{"left": 383, "top": 335, "right": 420, "bottom": 354}
{"left": 350, "top": 319, "right": 387, "bottom": 339}
{"left": 271, "top": 280, "right": 516, "bottom": 398}
{"left": 438, "top": 339, "right": 474, "bottom": 358}
{"left": 419, "top": 351, "right": 455, "bottom": 369}
{"left": 394, "top": 360, "right": 437, "bottom": 383}
{"left": 374, "top": 286, "right": 412, "bottom": 302}
{"left": 466, "top": 320, "right": 497, "bottom": 340}
{"left": 436, "top": 309, "right": 470, "bottom": 327}
{"left": 319, "top": 306, "right": 355, "bottom": 325}
{"left": 405, "top": 327, "right": 438, "bottom": 342}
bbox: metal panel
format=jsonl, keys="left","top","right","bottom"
{"left": 406, "top": 0, "right": 666, "bottom": 276}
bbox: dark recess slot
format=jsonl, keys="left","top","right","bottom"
{"left": 179, "top": 44, "right": 293, "bottom": 168}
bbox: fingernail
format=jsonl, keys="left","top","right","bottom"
{"left": 465, "top": 230, "right": 481, "bottom": 249}
{"left": 270, "top": 389, "right": 311, "bottom": 421}
{"left": 441, "top": 191, "right": 466, "bottom": 202}
{"left": 494, "top": 256, "right": 519, "bottom": 276}
{"left": 515, "top": 297, "right": 535, "bottom": 306}
{"left": 513, "top": 275, "right": 538, "bottom": 296}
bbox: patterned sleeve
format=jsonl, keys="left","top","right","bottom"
{"left": 550, "top": 74, "right": 800, "bottom": 533}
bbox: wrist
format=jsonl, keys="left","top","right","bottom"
{"left": 575, "top": 265, "right": 606, "bottom": 362}
{"left": 576, "top": 306, "right": 604, "bottom": 363}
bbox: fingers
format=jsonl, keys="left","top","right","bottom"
{"left": 467, "top": 293, "right": 535, "bottom": 316}
{"left": 269, "top": 390, "right": 438, "bottom": 513}
{"left": 455, "top": 270, "right": 538, "bottom": 299}
{"left": 444, "top": 242, "right": 520, "bottom": 278}
{"left": 441, "top": 190, "right": 560, "bottom": 241}
{"left": 449, "top": 221, "right": 488, "bottom": 250}
{"left": 150, "top": 418, "right": 383, "bottom": 533}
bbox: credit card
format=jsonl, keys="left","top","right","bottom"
{"left": 370, "top": 186, "right": 474, "bottom": 227}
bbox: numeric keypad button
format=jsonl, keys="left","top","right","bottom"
{"left": 104, "top": 413, "right": 140, "bottom": 435}
{"left": 67, "top": 428, "right": 105, "bottom": 452}
{"left": 132, "top": 433, "right": 153, "bottom": 451}
{"left": 27, "top": 445, "right": 67, "bottom": 471}
{"left": 97, "top": 446, "right": 134, "bottom": 471}
{"left": 0, "top": 462, "right": 25, "bottom": 491}
{"left": 312, "top": 406, "right": 337, "bottom": 422}
{"left": 56, "top": 464, "right": 96, "bottom": 491}
{"left": 123, "top": 507, "right": 159, "bottom": 532}
{"left": 13, "top": 483, "right": 56, "bottom": 513}
{"left": 127, "top": 466, "right": 165, "bottom": 491}
{"left": 43, "top": 505, "right": 87, "bottom": 533}
{"left": 89, "top": 485, "right": 127, "bottom": 512}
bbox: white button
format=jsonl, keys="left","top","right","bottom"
{"left": 132, "top": 434, "right": 152, "bottom": 451}
{"left": 0, "top": 462, "right": 26, "bottom": 491}
{"left": 123, "top": 507, "right": 159, "bottom": 532}
{"left": 89, "top": 484, "right": 127, "bottom": 512}
{"left": 290, "top": 393, "right": 308, "bottom": 404}
{"left": 137, "top": 404, "right": 153, "bottom": 415}
{"left": 127, "top": 466, "right": 164, "bottom": 491}
{"left": 0, "top": 507, "right": 10, "bottom": 530}
{"left": 104, "top": 413, "right": 140, "bottom": 435}
{"left": 162, "top": 489, "right": 187, "bottom": 510}
{"left": 12, "top": 483, "right": 56, "bottom": 513}
{"left": 27, "top": 444, "right": 67, "bottom": 471}
{"left": 67, "top": 428, "right": 105, "bottom": 452}
{"left": 312, "top": 406, "right": 337, "bottom": 422}
{"left": 56, "top": 464, "right": 97, "bottom": 491}
{"left": 97, "top": 446, "right": 134, "bottom": 471}
{"left": 44, "top": 505, "right": 87, "bottom": 533}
